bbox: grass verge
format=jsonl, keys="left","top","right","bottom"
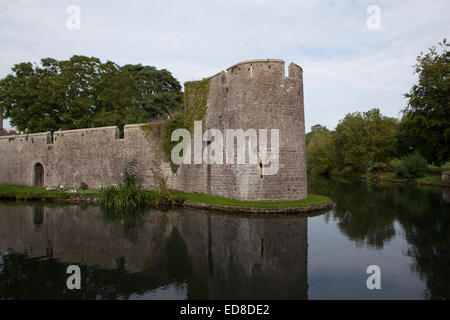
{"left": 171, "top": 190, "right": 332, "bottom": 208}
{"left": 0, "top": 184, "right": 99, "bottom": 200}
{"left": 0, "top": 184, "right": 332, "bottom": 209}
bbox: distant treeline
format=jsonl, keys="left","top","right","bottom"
{"left": 306, "top": 39, "right": 449, "bottom": 174}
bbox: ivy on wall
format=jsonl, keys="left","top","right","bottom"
{"left": 141, "top": 78, "right": 210, "bottom": 173}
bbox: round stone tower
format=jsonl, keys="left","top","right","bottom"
{"left": 199, "top": 59, "right": 307, "bottom": 201}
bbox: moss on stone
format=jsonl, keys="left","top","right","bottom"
{"left": 141, "top": 78, "right": 210, "bottom": 173}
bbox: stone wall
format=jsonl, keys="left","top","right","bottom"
{"left": 0, "top": 124, "right": 176, "bottom": 190}
{"left": 0, "top": 59, "right": 307, "bottom": 201}
{"left": 178, "top": 59, "right": 307, "bottom": 201}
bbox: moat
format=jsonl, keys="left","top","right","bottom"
{"left": 0, "top": 176, "right": 449, "bottom": 300}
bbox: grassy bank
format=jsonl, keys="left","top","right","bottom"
{"left": 0, "top": 184, "right": 332, "bottom": 209}
{"left": 380, "top": 173, "right": 447, "bottom": 186}
{"left": 171, "top": 190, "right": 331, "bottom": 208}
{"left": 330, "top": 168, "right": 449, "bottom": 187}
{"left": 0, "top": 184, "right": 100, "bottom": 201}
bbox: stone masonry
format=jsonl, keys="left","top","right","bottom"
{"left": 0, "top": 59, "right": 307, "bottom": 201}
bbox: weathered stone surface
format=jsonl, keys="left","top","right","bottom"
{"left": 0, "top": 124, "right": 176, "bottom": 190}
{"left": 0, "top": 59, "right": 307, "bottom": 202}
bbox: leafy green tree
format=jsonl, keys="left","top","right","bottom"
{"left": 0, "top": 56, "right": 183, "bottom": 133}
{"left": 306, "top": 124, "right": 327, "bottom": 146}
{"left": 121, "top": 64, "right": 183, "bottom": 120}
{"left": 306, "top": 125, "right": 335, "bottom": 175}
{"left": 398, "top": 39, "right": 450, "bottom": 165}
{"left": 334, "top": 108, "right": 398, "bottom": 172}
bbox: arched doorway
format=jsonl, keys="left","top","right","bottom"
{"left": 34, "top": 163, "right": 44, "bottom": 187}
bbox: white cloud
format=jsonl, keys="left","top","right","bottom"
{"left": 0, "top": 0, "right": 448, "bottom": 131}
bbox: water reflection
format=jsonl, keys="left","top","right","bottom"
{"left": 308, "top": 176, "right": 450, "bottom": 300}
{"left": 0, "top": 177, "right": 448, "bottom": 300}
{"left": 0, "top": 204, "right": 308, "bottom": 300}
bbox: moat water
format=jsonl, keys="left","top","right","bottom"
{"left": 0, "top": 176, "right": 449, "bottom": 300}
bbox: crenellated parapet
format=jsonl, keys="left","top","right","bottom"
{"left": 178, "top": 59, "right": 307, "bottom": 201}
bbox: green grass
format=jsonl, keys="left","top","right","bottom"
{"left": 0, "top": 184, "right": 99, "bottom": 199}
{"left": 170, "top": 190, "right": 332, "bottom": 208}
{"left": 0, "top": 184, "right": 332, "bottom": 209}
{"left": 380, "top": 173, "right": 446, "bottom": 185}
{"left": 428, "top": 162, "right": 450, "bottom": 170}
{"left": 416, "top": 176, "right": 444, "bottom": 184}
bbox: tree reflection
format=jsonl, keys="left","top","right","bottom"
{"left": 309, "top": 175, "right": 450, "bottom": 299}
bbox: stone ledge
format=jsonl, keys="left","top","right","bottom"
{"left": 183, "top": 200, "right": 335, "bottom": 214}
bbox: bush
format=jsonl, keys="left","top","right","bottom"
{"left": 99, "top": 184, "right": 147, "bottom": 209}
{"left": 79, "top": 182, "right": 89, "bottom": 190}
{"left": 123, "top": 159, "right": 142, "bottom": 188}
{"left": 393, "top": 152, "right": 428, "bottom": 179}
{"left": 150, "top": 166, "right": 175, "bottom": 207}
{"left": 368, "top": 162, "right": 387, "bottom": 174}
{"left": 367, "top": 162, "right": 387, "bottom": 185}
{"left": 99, "top": 159, "right": 147, "bottom": 209}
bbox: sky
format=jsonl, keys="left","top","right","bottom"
{"left": 1, "top": 0, "right": 449, "bottom": 132}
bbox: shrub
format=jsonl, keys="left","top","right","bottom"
{"left": 123, "top": 159, "right": 142, "bottom": 188}
{"left": 393, "top": 152, "right": 428, "bottom": 179}
{"left": 99, "top": 184, "right": 147, "bottom": 209}
{"left": 99, "top": 159, "right": 146, "bottom": 209}
{"left": 367, "top": 162, "right": 387, "bottom": 185}
{"left": 79, "top": 182, "right": 88, "bottom": 190}
{"left": 368, "top": 162, "right": 387, "bottom": 174}
{"left": 150, "top": 166, "right": 175, "bottom": 207}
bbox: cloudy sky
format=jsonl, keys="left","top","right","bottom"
{"left": 1, "top": 0, "right": 449, "bottom": 131}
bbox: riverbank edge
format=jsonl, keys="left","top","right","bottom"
{"left": 331, "top": 173, "right": 450, "bottom": 188}
{"left": 0, "top": 185, "right": 334, "bottom": 214}
{"left": 183, "top": 200, "right": 335, "bottom": 214}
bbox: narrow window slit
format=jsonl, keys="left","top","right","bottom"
{"left": 259, "top": 162, "right": 263, "bottom": 178}
{"left": 261, "top": 238, "right": 264, "bottom": 258}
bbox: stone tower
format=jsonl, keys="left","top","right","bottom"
{"left": 179, "top": 59, "right": 307, "bottom": 201}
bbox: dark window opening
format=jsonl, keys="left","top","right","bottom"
{"left": 259, "top": 162, "right": 263, "bottom": 178}
{"left": 261, "top": 238, "right": 264, "bottom": 258}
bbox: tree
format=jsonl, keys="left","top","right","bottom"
{"left": 0, "top": 56, "right": 183, "bottom": 133}
{"left": 306, "top": 126, "right": 335, "bottom": 175}
{"left": 334, "top": 108, "right": 398, "bottom": 172}
{"left": 121, "top": 64, "right": 183, "bottom": 120}
{"left": 398, "top": 39, "right": 450, "bottom": 165}
{"left": 306, "top": 124, "right": 327, "bottom": 146}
